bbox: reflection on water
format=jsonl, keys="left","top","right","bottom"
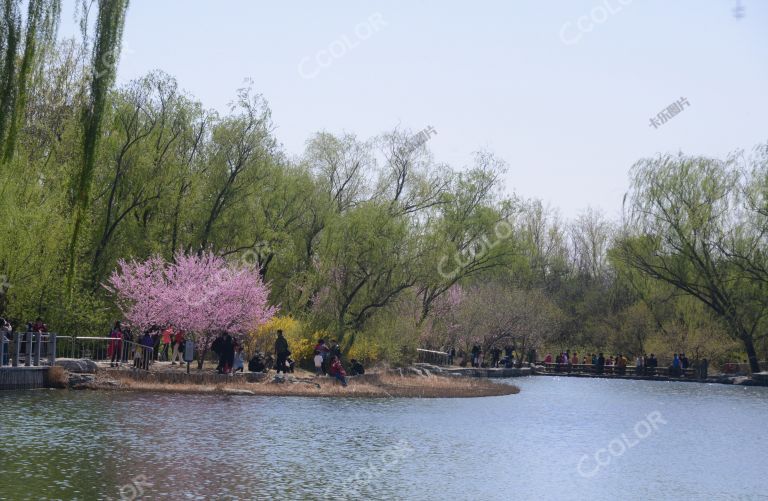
{"left": 1, "top": 377, "right": 768, "bottom": 500}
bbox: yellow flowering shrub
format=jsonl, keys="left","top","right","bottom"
{"left": 245, "top": 316, "right": 316, "bottom": 364}
{"left": 347, "top": 335, "right": 381, "bottom": 365}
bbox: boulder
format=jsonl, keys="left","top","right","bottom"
{"left": 68, "top": 373, "right": 95, "bottom": 387}
{"left": 56, "top": 358, "right": 98, "bottom": 374}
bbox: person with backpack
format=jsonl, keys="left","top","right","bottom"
{"left": 274, "top": 330, "right": 289, "bottom": 375}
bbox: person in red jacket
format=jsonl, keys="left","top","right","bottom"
{"left": 171, "top": 329, "right": 185, "bottom": 365}
{"left": 328, "top": 355, "right": 347, "bottom": 387}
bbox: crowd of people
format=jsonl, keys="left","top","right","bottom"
{"left": 310, "top": 337, "right": 365, "bottom": 387}
{"left": 105, "top": 323, "right": 366, "bottom": 387}
{"left": 542, "top": 351, "right": 702, "bottom": 377}
{"left": 463, "top": 345, "right": 534, "bottom": 369}
{"left": 106, "top": 320, "right": 166, "bottom": 369}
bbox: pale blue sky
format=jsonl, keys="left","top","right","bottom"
{"left": 59, "top": 0, "right": 767, "bottom": 218}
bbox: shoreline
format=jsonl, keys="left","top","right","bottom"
{"left": 65, "top": 368, "right": 522, "bottom": 399}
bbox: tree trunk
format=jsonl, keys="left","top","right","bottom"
{"left": 742, "top": 336, "right": 760, "bottom": 374}
{"left": 197, "top": 347, "right": 208, "bottom": 370}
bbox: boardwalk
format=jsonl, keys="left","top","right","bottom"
{"left": 536, "top": 362, "right": 705, "bottom": 381}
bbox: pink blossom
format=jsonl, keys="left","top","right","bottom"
{"left": 104, "top": 251, "right": 278, "bottom": 352}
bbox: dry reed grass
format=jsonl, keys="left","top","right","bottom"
{"left": 46, "top": 366, "right": 69, "bottom": 388}
{"left": 96, "top": 371, "right": 519, "bottom": 398}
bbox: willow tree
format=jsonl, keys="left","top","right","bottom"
{"left": 0, "top": 0, "right": 22, "bottom": 150}
{"left": 66, "top": 0, "right": 129, "bottom": 296}
{"left": 2, "top": 0, "right": 61, "bottom": 162}
{"left": 615, "top": 153, "right": 768, "bottom": 373}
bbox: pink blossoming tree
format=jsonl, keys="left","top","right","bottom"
{"left": 105, "top": 251, "right": 278, "bottom": 368}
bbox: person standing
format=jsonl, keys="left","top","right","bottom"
{"left": 596, "top": 352, "right": 605, "bottom": 375}
{"left": 141, "top": 330, "right": 154, "bottom": 370}
{"left": 122, "top": 327, "right": 134, "bottom": 363}
{"left": 109, "top": 321, "right": 123, "bottom": 367}
{"left": 31, "top": 317, "right": 48, "bottom": 333}
{"left": 211, "top": 332, "right": 225, "bottom": 373}
{"left": 330, "top": 339, "right": 342, "bottom": 360}
{"left": 672, "top": 353, "right": 681, "bottom": 376}
{"left": 471, "top": 345, "right": 480, "bottom": 368}
{"left": 274, "top": 330, "right": 289, "bottom": 375}
{"left": 647, "top": 353, "right": 658, "bottom": 374}
{"left": 1, "top": 317, "right": 12, "bottom": 366}
{"left": 617, "top": 354, "right": 627, "bottom": 375}
{"left": 490, "top": 347, "right": 500, "bottom": 368}
{"left": 160, "top": 325, "right": 173, "bottom": 361}
{"left": 635, "top": 354, "right": 645, "bottom": 375}
{"left": 171, "top": 329, "right": 185, "bottom": 365}
{"left": 314, "top": 338, "right": 330, "bottom": 374}
{"left": 232, "top": 343, "right": 244, "bottom": 374}
{"left": 222, "top": 333, "right": 235, "bottom": 374}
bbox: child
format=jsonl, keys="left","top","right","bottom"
{"left": 133, "top": 341, "right": 142, "bottom": 369}
{"left": 313, "top": 350, "right": 323, "bottom": 376}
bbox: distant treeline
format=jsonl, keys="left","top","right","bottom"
{"left": 0, "top": 1, "right": 766, "bottom": 369}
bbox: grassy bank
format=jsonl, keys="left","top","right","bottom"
{"left": 82, "top": 370, "right": 520, "bottom": 398}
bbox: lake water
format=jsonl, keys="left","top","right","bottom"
{"left": 1, "top": 377, "right": 767, "bottom": 500}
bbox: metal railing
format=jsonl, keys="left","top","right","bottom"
{"left": 123, "top": 340, "right": 155, "bottom": 370}
{"left": 0, "top": 332, "right": 60, "bottom": 367}
{"left": 71, "top": 336, "right": 154, "bottom": 370}
{"left": 0, "top": 333, "right": 153, "bottom": 371}
{"left": 538, "top": 362, "right": 705, "bottom": 379}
